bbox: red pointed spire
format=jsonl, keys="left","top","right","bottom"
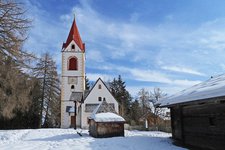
{"left": 62, "top": 18, "right": 85, "bottom": 51}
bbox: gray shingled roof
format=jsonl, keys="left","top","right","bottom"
{"left": 70, "top": 92, "right": 83, "bottom": 102}
{"left": 92, "top": 100, "right": 117, "bottom": 115}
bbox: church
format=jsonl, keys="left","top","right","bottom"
{"left": 61, "top": 18, "right": 119, "bottom": 129}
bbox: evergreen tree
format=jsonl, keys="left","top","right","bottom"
{"left": 109, "top": 75, "right": 132, "bottom": 120}
{"left": 130, "top": 99, "right": 142, "bottom": 125}
{"left": 85, "top": 75, "right": 90, "bottom": 90}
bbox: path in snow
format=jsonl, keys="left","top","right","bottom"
{"left": 0, "top": 129, "right": 186, "bottom": 150}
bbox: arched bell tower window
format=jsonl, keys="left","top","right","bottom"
{"left": 68, "top": 57, "right": 78, "bottom": 70}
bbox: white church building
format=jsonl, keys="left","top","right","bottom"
{"left": 61, "top": 18, "right": 119, "bottom": 129}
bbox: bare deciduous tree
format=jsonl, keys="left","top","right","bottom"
{"left": 0, "top": 0, "right": 32, "bottom": 119}
{"left": 149, "top": 87, "right": 167, "bottom": 125}
{"left": 0, "top": 0, "right": 31, "bottom": 63}
{"left": 138, "top": 88, "right": 150, "bottom": 115}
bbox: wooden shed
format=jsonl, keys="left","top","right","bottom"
{"left": 159, "top": 75, "right": 225, "bottom": 150}
{"left": 89, "top": 100, "right": 125, "bottom": 138}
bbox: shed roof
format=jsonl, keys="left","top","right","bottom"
{"left": 91, "top": 112, "right": 125, "bottom": 122}
{"left": 89, "top": 100, "right": 125, "bottom": 122}
{"left": 159, "top": 74, "right": 225, "bottom": 107}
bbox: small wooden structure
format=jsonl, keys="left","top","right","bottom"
{"left": 89, "top": 100, "right": 125, "bottom": 138}
{"left": 159, "top": 75, "right": 225, "bottom": 150}
{"left": 139, "top": 112, "right": 171, "bottom": 131}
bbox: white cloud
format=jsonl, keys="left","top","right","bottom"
{"left": 115, "top": 66, "right": 201, "bottom": 87}
{"left": 23, "top": 0, "right": 225, "bottom": 96}
{"left": 86, "top": 61, "right": 202, "bottom": 88}
{"left": 173, "top": 79, "right": 201, "bottom": 86}
{"left": 23, "top": 0, "right": 67, "bottom": 69}
{"left": 86, "top": 73, "right": 114, "bottom": 82}
{"left": 127, "top": 84, "right": 193, "bottom": 97}
{"left": 162, "top": 66, "right": 206, "bottom": 76}
{"left": 128, "top": 68, "right": 201, "bottom": 87}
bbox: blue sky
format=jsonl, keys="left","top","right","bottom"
{"left": 22, "top": 0, "right": 225, "bottom": 96}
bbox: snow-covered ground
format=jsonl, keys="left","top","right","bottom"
{"left": 0, "top": 129, "right": 186, "bottom": 150}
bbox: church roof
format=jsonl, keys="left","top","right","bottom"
{"left": 62, "top": 18, "right": 85, "bottom": 51}
{"left": 83, "top": 78, "right": 118, "bottom": 103}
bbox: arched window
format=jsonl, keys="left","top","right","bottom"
{"left": 71, "top": 85, "right": 75, "bottom": 89}
{"left": 68, "top": 57, "right": 78, "bottom": 70}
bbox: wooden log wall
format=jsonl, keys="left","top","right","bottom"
{"left": 171, "top": 100, "right": 225, "bottom": 150}
{"left": 89, "top": 119, "right": 124, "bottom": 138}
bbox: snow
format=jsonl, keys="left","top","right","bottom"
{"left": 0, "top": 129, "right": 186, "bottom": 150}
{"left": 159, "top": 74, "right": 225, "bottom": 106}
{"left": 90, "top": 112, "right": 125, "bottom": 122}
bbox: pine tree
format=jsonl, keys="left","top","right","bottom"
{"left": 130, "top": 99, "right": 142, "bottom": 125}
{"left": 109, "top": 75, "right": 132, "bottom": 120}
{"left": 85, "top": 75, "right": 90, "bottom": 90}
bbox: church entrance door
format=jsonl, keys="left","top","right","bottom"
{"left": 71, "top": 116, "right": 75, "bottom": 128}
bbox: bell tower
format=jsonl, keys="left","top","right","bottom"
{"left": 61, "top": 18, "right": 85, "bottom": 128}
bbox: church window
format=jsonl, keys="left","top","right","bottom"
{"left": 98, "top": 84, "right": 101, "bottom": 89}
{"left": 71, "top": 85, "right": 75, "bottom": 89}
{"left": 68, "top": 57, "right": 78, "bottom": 70}
{"left": 98, "top": 97, "right": 102, "bottom": 101}
{"left": 71, "top": 44, "right": 75, "bottom": 50}
{"left": 103, "top": 97, "right": 106, "bottom": 101}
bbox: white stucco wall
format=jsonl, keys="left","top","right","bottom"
{"left": 81, "top": 79, "right": 119, "bottom": 129}
{"left": 61, "top": 41, "right": 85, "bottom": 128}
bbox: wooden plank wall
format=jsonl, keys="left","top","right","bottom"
{"left": 182, "top": 101, "right": 225, "bottom": 150}
{"left": 89, "top": 119, "right": 124, "bottom": 138}
{"left": 171, "top": 106, "right": 183, "bottom": 140}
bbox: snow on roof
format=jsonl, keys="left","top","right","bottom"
{"left": 159, "top": 74, "right": 225, "bottom": 107}
{"left": 90, "top": 112, "right": 125, "bottom": 122}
